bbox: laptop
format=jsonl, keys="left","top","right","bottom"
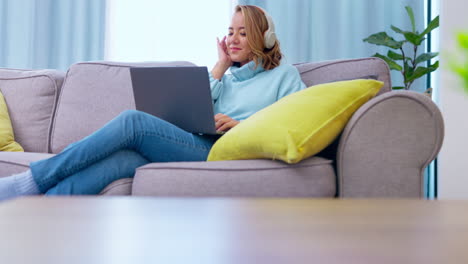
{"left": 129, "top": 66, "right": 220, "bottom": 135}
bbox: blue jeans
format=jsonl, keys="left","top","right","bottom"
{"left": 30, "top": 110, "right": 218, "bottom": 195}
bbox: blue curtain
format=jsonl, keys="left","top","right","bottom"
{"left": 238, "top": 0, "right": 426, "bottom": 92}
{"left": 0, "top": 0, "right": 106, "bottom": 70}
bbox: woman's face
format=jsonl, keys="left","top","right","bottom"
{"left": 227, "top": 12, "right": 253, "bottom": 67}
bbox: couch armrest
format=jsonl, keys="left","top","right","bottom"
{"left": 337, "top": 91, "right": 444, "bottom": 198}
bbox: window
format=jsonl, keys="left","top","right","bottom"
{"left": 105, "top": 0, "right": 233, "bottom": 68}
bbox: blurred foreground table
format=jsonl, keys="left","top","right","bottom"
{"left": 0, "top": 197, "right": 468, "bottom": 263}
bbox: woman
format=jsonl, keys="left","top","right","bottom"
{"left": 0, "top": 5, "right": 306, "bottom": 200}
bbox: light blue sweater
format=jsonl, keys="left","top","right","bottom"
{"left": 209, "top": 61, "right": 306, "bottom": 121}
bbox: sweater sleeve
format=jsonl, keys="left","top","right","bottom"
{"left": 276, "top": 65, "right": 307, "bottom": 100}
{"left": 209, "top": 72, "right": 223, "bottom": 101}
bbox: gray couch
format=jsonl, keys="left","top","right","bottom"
{"left": 0, "top": 58, "right": 444, "bottom": 198}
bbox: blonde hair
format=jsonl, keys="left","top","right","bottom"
{"left": 235, "top": 5, "right": 282, "bottom": 70}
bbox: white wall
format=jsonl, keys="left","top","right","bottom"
{"left": 105, "top": 0, "right": 235, "bottom": 68}
{"left": 438, "top": 0, "right": 468, "bottom": 199}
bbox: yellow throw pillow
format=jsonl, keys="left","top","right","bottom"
{"left": 207, "top": 79, "right": 383, "bottom": 164}
{"left": 0, "top": 91, "right": 24, "bottom": 152}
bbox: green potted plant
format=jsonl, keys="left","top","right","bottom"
{"left": 450, "top": 32, "right": 468, "bottom": 93}
{"left": 363, "top": 6, "right": 439, "bottom": 91}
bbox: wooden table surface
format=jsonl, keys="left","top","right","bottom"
{"left": 1, "top": 197, "right": 468, "bottom": 264}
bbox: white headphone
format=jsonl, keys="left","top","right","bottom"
{"left": 257, "top": 7, "right": 277, "bottom": 49}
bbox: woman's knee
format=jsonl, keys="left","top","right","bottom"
{"left": 116, "top": 110, "right": 153, "bottom": 126}
{"left": 118, "top": 109, "right": 168, "bottom": 127}
{"left": 119, "top": 109, "right": 145, "bottom": 120}
{"left": 46, "top": 150, "right": 149, "bottom": 195}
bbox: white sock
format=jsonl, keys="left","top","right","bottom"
{"left": 0, "top": 170, "right": 40, "bottom": 201}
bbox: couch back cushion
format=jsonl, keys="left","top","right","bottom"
{"left": 50, "top": 61, "right": 196, "bottom": 153}
{"left": 294, "top": 57, "right": 391, "bottom": 95}
{"left": 50, "top": 58, "right": 391, "bottom": 154}
{"left": 0, "top": 68, "right": 65, "bottom": 153}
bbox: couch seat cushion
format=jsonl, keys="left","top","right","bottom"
{"left": 99, "top": 178, "right": 133, "bottom": 196}
{"left": 132, "top": 156, "right": 336, "bottom": 197}
{"left": 0, "top": 152, "right": 55, "bottom": 177}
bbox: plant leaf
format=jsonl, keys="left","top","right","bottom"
{"left": 415, "top": 52, "right": 439, "bottom": 65}
{"left": 404, "top": 32, "right": 425, "bottom": 45}
{"left": 391, "top": 26, "right": 425, "bottom": 45}
{"left": 451, "top": 63, "right": 468, "bottom": 78}
{"left": 406, "top": 67, "right": 431, "bottom": 83}
{"left": 457, "top": 32, "right": 468, "bottom": 49}
{"left": 387, "top": 50, "right": 404, "bottom": 60}
{"left": 420, "top": 16, "right": 439, "bottom": 37}
{"left": 406, "top": 6, "right": 416, "bottom": 33}
{"left": 430, "top": 60, "right": 439, "bottom": 70}
{"left": 372, "top": 53, "right": 403, "bottom": 71}
{"left": 406, "top": 61, "right": 439, "bottom": 83}
{"left": 448, "top": 53, "right": 468, "bottom": 93}
{"left": 404, "top": 60, "right": 414, "bottom": 80}
{"left": 392, "top": 86, "right": 405, "bottom": 90}
{"left": 391, "top": 25, "right": 405, "bottom": 34}
{"left": 363, "top": 32, "right": 404, "bottom": 49}
{"left": 405, "top": 6, "right": 416, "bottom": 32}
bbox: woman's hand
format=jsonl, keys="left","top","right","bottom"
{"left": 217, "top": 36, "right": 232, "bottom": 68}
{"left": 215, "top": 113, "right": 240, "bottom": 132}
{"left": 211, "top": 36, "right": 232, "bottom": 80}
